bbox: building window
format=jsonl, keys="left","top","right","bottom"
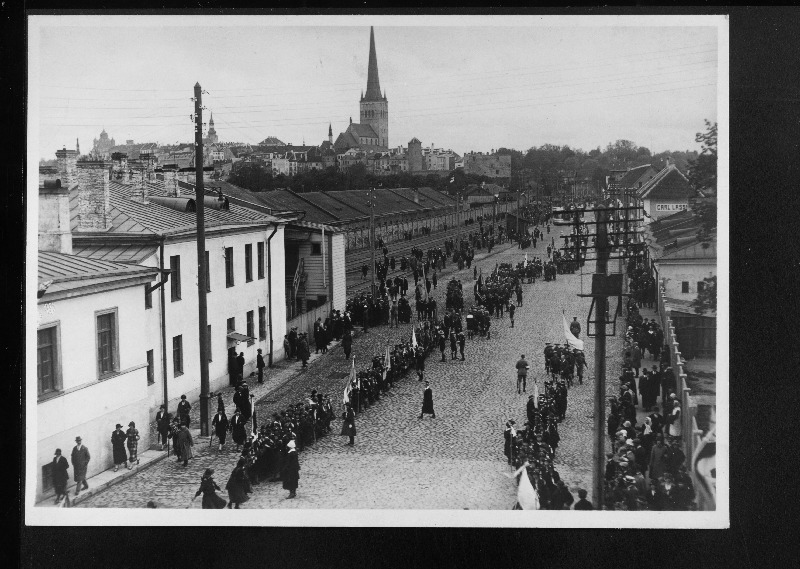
{"left": 146, "top": 349, "right": 155, "bottom": 385}
{"left": 311, "top": 243, "right": 322, "bottom": 255}
{"left": 246, "top": 310, "right": 255, "bottom": 346}
{"left": 37, "top": 325, "right": 60, "bottom": 396}
{"left": 205, "top": 251, "right": 211, "bottom": 292}
{"left": 257, "top": 242, "right": 265, "bottom": 279}
{"left": 245, "top": 244, "right": 253, "bottom": 282}
{"left": 681, "top": 281, "right": 690, "bottom": 294}
{"left": 96, "top": 310, "right": 119, "bottom": 378}
{"left": 172, "top": 335, "right": 184, "bottom": 376}
{"left": 697, "top": 281, "right": 706, "bottom": 293}
{"left": 207, "top": 325, "right": 212, "bottom": 362}
{"left": 144, "top": 284, "right": 152, "bottom": 309}
{"left": 227, "top": 317, "right": 235, "bottom": 332}
{"left": 258, "top": 306, "right": 267, "bottom": 340}
{"left": 225, "top": 247, "right": 234, "bottom": 287}
{"left": 170, "top": 255, "right": 181, "bottom": 301}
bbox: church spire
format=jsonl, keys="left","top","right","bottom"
{"left": 364, "top": 26, "right": 383, "bottom": 101}
{"left": 209, "top": 112, "right": 214, "bottom": 127}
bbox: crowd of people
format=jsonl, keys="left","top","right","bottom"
{"left": 600, "top": 287, "right": 694, "bottom": 510}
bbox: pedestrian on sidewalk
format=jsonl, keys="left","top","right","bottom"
{"left": 193, "top": 468, "right": 227, "bottom": 509}
{"left": 225, "top": 457, "right": 252, "bottom": 509}
{"left": 419, "top": 381, "right": 436, "bottom": 419}
{"left": 256, "top": 349, "right": 265, "bottom": 383}
{"left": 175, "top": 425, "right": 193, "bottom": 467}
{"left": 177, "top": 394, "right": 191, "bottom": 428}
{"left": 516, "top": 355, "right": 529, "bottom": 394}
{"left": 111, "top": 424, "right": 128, "bottom": 472}
{"left": 298, "top": 333, "right": 310, "bottom": 367}
{"left": 212, "top": 407, "right": 229, "bottom": 451}
{"left": 237, "top": 352, "right": 245, "bottom": 380}
{"left": 71, "top": 437, "right": 90, "bottom": 496}
{"left": 281, "top": 440, "right": 300, "bottom": 499}
{"left": 126, "top": 421, "right": 140, "bottom": 469}
{"left": 155, "top": 405, "right": 169, "bottom": 451}
{"left": 341, "top": 403, "right": 356, "bottom": 446}
{"left": 51, "top": 449, "right": 69, "bottom": 504}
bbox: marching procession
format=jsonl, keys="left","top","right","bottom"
{"left": 61, "top": 204, "right": 690, "bottom": 512}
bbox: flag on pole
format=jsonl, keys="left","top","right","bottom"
{"left": 517, "top": 465, "right": 540, "bottom": 510}
{"left": 524, "top": 253, "right": 528, "bottom": 267}
{"left": 343, "top": 357, "right": 356, "bottom": 405}
{"left": 562, "top": 313, "right": 585, "bottom": 351}
{"left": 533, "top": 382, "right": 539, "bottom": 408}
{"left": 383, "top": 342, "right": 391, "bottom": 382}
{"left": 411, "top": 328, "right": 418, "bottom": 349}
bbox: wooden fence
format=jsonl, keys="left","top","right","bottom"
{"left": 285, "top": 301, "right": 331, "bottom": 350}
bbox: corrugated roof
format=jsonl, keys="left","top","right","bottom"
{"left": 387, "top": 187, "right": 455, "bottom": 209}
{"left": 39, "top": 250, "right": 156, "bottom": 283}
{"left": 326, "top": 189, "right": 426, "bottom": 217}
{"left": 71, "top": 242, "right": 158, "bottom": 264}
{"left": 68, "top": 179, "right": 278, "bottom": 236}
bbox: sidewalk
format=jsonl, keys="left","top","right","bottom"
{"left": 36, "top": 236, "right": 526, "bottom": 508}
{"left": 35, "top": 345, "right": 337, "bottom": 508}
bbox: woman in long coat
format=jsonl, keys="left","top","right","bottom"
{"left": 193, "top": 468, "right": 227, "bottom": 509}
{"left": 111, "top": 424, "right": 128, "bottom": 471}
{"left": 126, "top": 421, "right": 140, "bottom": 468}
{"left": 225, "top": 458, "right": 252, "bottom": 509}
{"left": 340, "top": 403, "right": 356, "bottom": 445}
{"left": 281, "top": 440, "right": 300, "bottom": 498}
{"left": 230, "top": 409, "right": 247, "bottom": 447}
{"left": 175, "top": 425, "right": 194, "bottom": 467}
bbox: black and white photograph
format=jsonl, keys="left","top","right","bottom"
{"left": 25, "top": 13, "right": 727, "bottom": 527}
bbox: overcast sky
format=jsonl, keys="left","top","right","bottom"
{"left": 30, "top": 15, "right": 724, "bottom": 160}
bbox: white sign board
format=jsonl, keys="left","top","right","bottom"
{"left": 655, "top": 203, "right": 688, "bottom": 212}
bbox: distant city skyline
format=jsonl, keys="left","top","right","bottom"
{"left": 30, "top": 15, "right": 723, "bottom": 161}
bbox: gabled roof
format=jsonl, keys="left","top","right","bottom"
{"left": 334, "top": 132, "right": 360, "bottom": 152}
{"left": 347, "top": 122, "right": 379, "bottom": 139}
{"left": 259, "top": 137, "right": 286, "bottom": 146}
{"left": 638, "top": 165, "right": 693, "bottom": 200}
{"left": 616, "top": 164, "right": 655, "bottom": 189}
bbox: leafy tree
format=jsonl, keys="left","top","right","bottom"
{"left": 687, "top": 120, "right": 718, "bottom": 241}
{"left": 691, "top": 275, "right": 717, "bottom": 315}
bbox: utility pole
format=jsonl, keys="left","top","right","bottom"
{"left": 366, "top": 186, "right": 377, "bottom": 297}
{"left": 592, "top": 206, "right": 610, "bottom": 510}
{"left": 193, "top": 83, "right": 211, "bottom": 437}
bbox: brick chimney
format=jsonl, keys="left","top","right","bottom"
{"left": 38, "top": 179, "right": 73, "bottom": 254}
{"left": 75, "top": 160, "right": 112, "bottom": 231}
{"left": 130, "top": 170, "right": 149, "bottom": 204}
{"left": 55, "top": 148, "right": 78, "bottom": 188}
{"left": 163, "top": 170, "right": 180, "bottom": 197}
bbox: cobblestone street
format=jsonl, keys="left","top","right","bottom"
{"left": 78, "top": 221, "right": 622, "bottom": 510}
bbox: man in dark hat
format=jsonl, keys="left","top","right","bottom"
{"left": 237, "top": 351, "right": 245, "bottom": 380}
{"left": 256, "top": 349, "right": 265, "bottom": 383}
{"left": 177, "top": 394, "right": 191, "bottom": 427}
{"left": 70, "top": 436, "right": 90, "bottom": 495}
{"left": 212, "top": 406, "right": 229, "bottom": 451}
{"left": 155, "top": 405, "right": 169, "bottom": 451}
{"left": 569, "top": 316, "right": 581, "bottom": 338}
{"left": 51, "top": 449, "right": 69, "bottom": 504}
